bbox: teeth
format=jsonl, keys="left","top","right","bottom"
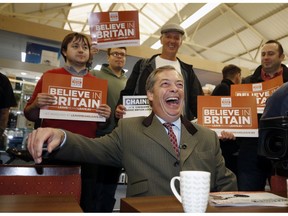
{"left": 166, "top": 97, "right": 178, "bottom": 102}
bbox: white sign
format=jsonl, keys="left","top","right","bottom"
{"left": 123, "top": 95, "right": 152, "bottom": 118}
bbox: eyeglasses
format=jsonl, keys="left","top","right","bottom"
{"left": 110, "top": 52, "right": 126, "bottom": 57}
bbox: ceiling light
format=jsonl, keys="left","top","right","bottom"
{"left": 149, "top": 2, "right": 220, "bottom": 50}
{"left": 21, "top": 72, "right": 27, "bottom": 76}
{"left": 180, "top": 2, "right": 220, "bottom": 29}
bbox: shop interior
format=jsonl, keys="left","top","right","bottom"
{"left": 0, "top": 2, "right": 288, "bottom": 212}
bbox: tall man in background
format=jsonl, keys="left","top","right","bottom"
{"left": 115, "top": 23, "right": 203, "bottom": 121}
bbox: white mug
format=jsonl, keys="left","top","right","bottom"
{"left": 170, "top": 170, "right": 211, "bottom": 213}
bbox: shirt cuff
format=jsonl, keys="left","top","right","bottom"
{"left": 58, "top": 129, "right": 67, "bottom": 148}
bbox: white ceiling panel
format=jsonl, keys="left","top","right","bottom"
{"left": 254, "top": 8, "right": 288, "bottom": 41}
{"left": 1, "top": 2, "right": 288, "bottom": 73}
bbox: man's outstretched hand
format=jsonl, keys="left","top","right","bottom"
{"left": 27, "top": 128, "right": 65, "bottom": 164}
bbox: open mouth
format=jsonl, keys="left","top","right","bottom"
{"left": 166, "top": 97, "right": 180, "bottom": 105}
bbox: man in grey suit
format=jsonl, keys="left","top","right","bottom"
{"left": 27, "top": 65, "right": 237, "bottom": 197}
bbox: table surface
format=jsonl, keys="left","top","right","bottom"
{"left": 0, "top": 195, "right": 83, "bottom": 212}
{"left": 120, "top": 194, "right": 288, "bottom": 213}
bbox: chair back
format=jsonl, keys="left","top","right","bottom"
{"left": 0, "top": 164, "right": 81, "bottom": 203}
{"left": 270, "top": 175, "right": 287, "bottom": 196}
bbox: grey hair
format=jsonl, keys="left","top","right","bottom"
{"left": 145, "top": 65, "right": 183, "bottom": 92}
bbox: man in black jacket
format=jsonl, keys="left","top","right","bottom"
{"left": 238, "top": 40, "right": 288, "bottom": 191}
{"left": 0, "top": 73, "right": 17, "bottom": 150}
{"left": 115, "top": 23, "right": 204, "bottom": 121}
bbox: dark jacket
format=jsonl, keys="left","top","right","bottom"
{"left": 118, "top": 54, "right": 204, "bottom": 120}
{"left": 211, "top": 79, "right": 234, "bottom": 96}
{"left": 211, "top": 78, "right": 239, "bottom": 175}
{"left": 242, "top": 64, "right": 288, "bottom": 84}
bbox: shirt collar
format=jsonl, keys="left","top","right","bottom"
{"left": 64, "top": 65, "right": 88, "bottom": 76}
{"left": 155, "top": 115, "right": 181, "bottom": 130}
{"left": 261, "top": 67, "right": 283, "bottom": 81}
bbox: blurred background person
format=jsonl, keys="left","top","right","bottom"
{"left": 89, "top": 47, "right": 128, "bottom": 212}
{"left": 211, "top": 64, "right": 242, "bottom": 178}
{"left": 0, "top": 72, "right": 17, "bottom": 150}
{"left": 260, "top": 82, "right": 288, "bottom": 177}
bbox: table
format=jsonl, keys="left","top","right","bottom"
{"left": 0, "top": 195, "right": 83, "bottom": 212}
{"left": 120, "top": 195, "right": 288, "bottom": 213}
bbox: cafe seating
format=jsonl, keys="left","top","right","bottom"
{"left": 0, "top": 164, "right": 81, "bottom": 203}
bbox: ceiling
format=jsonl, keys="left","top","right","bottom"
{"left": 1, "top": 2, "right": 288, "bottom": 73}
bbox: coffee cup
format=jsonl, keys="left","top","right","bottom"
{"left": 170, "top": 170, "right": 211, "bottom": 213}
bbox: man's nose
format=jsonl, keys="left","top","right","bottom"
{"left": 170, "top": 84, "right": 178, "bottom": 92}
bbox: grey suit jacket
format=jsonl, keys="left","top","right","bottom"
{"left": 54, "top": 113, "right": 237, "bottom": 197}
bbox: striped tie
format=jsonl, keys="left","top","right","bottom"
{"left": 163, "top": 123, "right": 179, "bottom": 157}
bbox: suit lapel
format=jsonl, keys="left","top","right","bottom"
{"left": 179, "top": 125, "right": 199, "bottom": 162}
{"left": 143, "top": 116, "right": 178, "bottom": 158}
{"left": 142, "top": 113, "right": 199, "bottom": 159}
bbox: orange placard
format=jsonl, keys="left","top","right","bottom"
{"left": 197, "top": 96, "right": 258, "bottom": 137}
{"left": 88, "top": 10, "right": 140, "bottom": 48}
{"left": 40, "top": 73, "right": 107, "bottom": 122}
{"left": 231, "top": 76, "right": 283, "bottom": 113}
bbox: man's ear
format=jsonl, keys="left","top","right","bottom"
{"left": 160, "top": 35, "right": 163, "bottom": 45}
{"left": 147, "top": 91, "right": 153, "bottom": 101}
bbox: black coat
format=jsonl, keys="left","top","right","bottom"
{"left": 211, "top": 79, "right": 234, "bottom": 96}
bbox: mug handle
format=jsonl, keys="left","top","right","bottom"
{"left": 170, "top": 176, "right": 182, "bottom": 203}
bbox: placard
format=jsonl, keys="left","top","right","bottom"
{"left": 88, "top": 10, "right": 140, "bottom": 48}
{"left": 231, "top": 76, "right": 283, "bottom": 113}
{"left": 40, "top": 73, "right": 107, "bottom": 122}
{"left": 197, "top": 96, "right": 258, "bottom": 137}
{"left": 123, "top": 95, "right": 152, "bottom": 118}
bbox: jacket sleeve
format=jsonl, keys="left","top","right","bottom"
{"left": 212, "top": 132, "right": 238, "bottom": 192}
{"left": 117, "top": 59, "right": 143, "bottom": 105}
{"left": 52, "top": 130, "right": 123, "bottom": 167}
{"left": 187, "top": 67, "right": 204, "bottom": 119}
{"left": 211, "top": 84, "right": 230, "bottom": 96}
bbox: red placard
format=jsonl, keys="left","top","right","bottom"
{"left": 88, "top": 10, "right": 140, "bottom": 48}
{"left": 197, "top": 96, "right": 258, "bottom": 137}
{"left": 231, "top": 76, "right": 283, "bottom": 113}
{"left": 40, "top": 73, "right": 107, "bottom": 122}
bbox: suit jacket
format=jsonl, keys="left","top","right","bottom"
{"left": 54, "top": 113, "right": 237, "bottom": 197}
